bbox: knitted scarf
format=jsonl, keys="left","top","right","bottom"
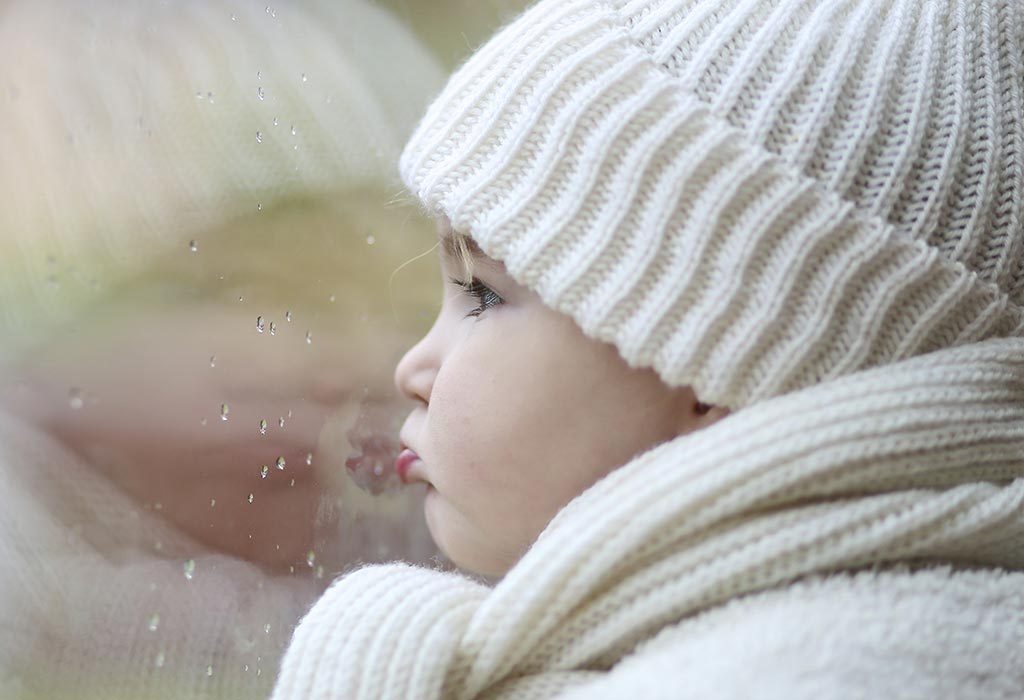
{"left": 271, "top": 335, "right": 1024, "bottom": 699}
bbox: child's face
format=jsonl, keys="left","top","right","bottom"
{"left": 394, "top": 217, "right": 729, "bottom": 579}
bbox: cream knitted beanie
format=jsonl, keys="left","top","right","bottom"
{"left": 400, "top": 0, "right": 1024, "bottom": 410}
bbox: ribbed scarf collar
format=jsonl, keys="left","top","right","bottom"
{"left": 272, "top": 336, "right": 1024, "bottom": 699}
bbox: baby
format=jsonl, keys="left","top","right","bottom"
{"left": 272, "top": 0, "right": 1024, "bottom": 698}
{"left": 393, "top": 214, "right": 729, "bottom": 579}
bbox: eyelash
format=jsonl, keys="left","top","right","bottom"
{"left": 448, "top": 275, "right": 503, "bottom": 318}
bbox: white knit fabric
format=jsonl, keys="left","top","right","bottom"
{"left": 399, "top": 0, "right": 1024, "bottom": 411}
{"left": 271, "top": 336, "right": 1024, "bottom": 699}
{"left": 271, "top": 0, "right": 1024, "bottom": 697}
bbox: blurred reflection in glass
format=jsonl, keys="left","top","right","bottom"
{"left": 0, "top": 1, "right": 451, "bottom": 697}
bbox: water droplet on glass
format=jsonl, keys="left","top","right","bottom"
{"left": 230, "top": 13, "right": 236, "bottom": 21}
{"left": 306, "top": 550, "right": 315, "bottom": 567}
{"left": 373, "top": 464, "right": 383, "bottom": 477}
{"left": 290, "top": 124, "right": 296, "bottom": 136}
{"left": 154, "top": 501, "right": 163, "bottom": 511}
{"left": 287, "top": 409, "right": 293, "bottom": 419}
{"left": 256, "top": 316, "right": 265, "bottom": 333}
{"left": 260, "top": 465, "right": 269, "bottom": 479}
{"left": 269, "top": 321, "right": 276, "bottom": 335}
{"left": 301, "top": 73, "right": 307, "bottom": 83}
{"left": 206, "top": 664, "right": 214, "bottom": 677}
{"left": 272, "top": 116, "right": 278, "bottom": 126}
{"left": 256, "top": 70, "right": 261, "bottom": 80}
{"left": 257, "top": 202, "right": 262, "bottom": 212}
{"left": 221, "top": 403, "right": 229, "bottom": 421}
{"left": 154, "top": 540, "right": 164, "bottom": 552}
{"left": 200, "top": 417, "right": 208, "bottom": 426}
{"left": 257, "top": 86, "right": 264, "bottom": 101}
{"left": 315, "top": 565, "right": 324, "bottom": 579}
{"left": 155, "top": 651, "right": 165, "bottom": 668}
{"left": 196, "top": 91, "right": 204, "bottom": 100}
{"left": 210, "top": 498, "right": 216, "bottom": 507}
{"left": 305, "top": 331, "right": 312, "bottom": 345}
{"left": 328, "top": 294, "right": 335, "bottom": 303}
{"left": 278, "top": 416, "right": 285, "bottom": 429}
{"left": 292, "top": 144, "right": 298, "bottom": 151}
{"left": 248, "top": 493, "right": 254, "bottom": 504}
{"left": 264, "top": 623, "right": 272, "bottom": 634}
{"left": 289, "top": 477, "right": 295, "bottom": 486}
{"left": 289, "top": 565, "right": 295, "bottom": 574}
{"left": 255, "top": 130, "right": 262, "bottom": 143}
{"left": 189, "top": 240, "right": 198, "bottom": 252}
{"left": 207, "top": 92, "right": 214, "bottom": 103}
{"left": 366, "top": 235, "right": 376, "bottom": 245}
{"left": 68, "top": 388, "right": 84, "bottom": 410}
{"left": 276, "top": 456, "right": 286, "bottom": 470}
{"left": 259, "top": 419, "right": 267, "bottom": 435}
{"left": 183, "top": 559, "right": 196, "bottom": 580}
{"left": 285, "top": 310, "right": 292, "bottom": 322}
{"left": 305, "top": 453, "right": 313, "bottom": 466}
{"left": 148, "top": 613, "right": 160, "bottom": 632}
{"left": 209, "top": 355, "right": 216, "bottom": 368}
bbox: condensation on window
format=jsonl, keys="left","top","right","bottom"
{"left": 0, "top": 1, "right": 529, "bottom": 697}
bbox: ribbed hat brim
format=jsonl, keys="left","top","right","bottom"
{"left": 400, "top": 0, "right": 1024, "bottom": 409}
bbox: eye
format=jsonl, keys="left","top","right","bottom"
{"left": 447, "top": 275, "right": 503, "bottom": 318}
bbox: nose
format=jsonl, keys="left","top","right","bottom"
{"left": 393, "top": 330, "right": 437, "bottom": 406}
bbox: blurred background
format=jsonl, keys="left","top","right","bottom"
{"left": 0, "top": 1, "right": 529, "bottom": 698}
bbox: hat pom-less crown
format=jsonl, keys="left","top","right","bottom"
{"left": 400, "top": 0, "right": 1024, "bottom": 410}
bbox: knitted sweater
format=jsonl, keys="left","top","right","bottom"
{"left": 271, "top": 335, "right": 1024, "bottom": 699}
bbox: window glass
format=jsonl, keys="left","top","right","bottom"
{"left": 0, "top": 2, "right": 529, "bottom": 698}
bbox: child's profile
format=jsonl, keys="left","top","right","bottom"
{"left": 394, "top": 214, "right": 730, "bottom": 579}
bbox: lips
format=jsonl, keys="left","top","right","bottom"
{"left": 395, "top": 448, "right": 421, "bottom": 484}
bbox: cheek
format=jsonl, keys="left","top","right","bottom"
{"left": 427, "top": 322, "right": 586, "bottom": 500}
{"left": 422, "top": 309, "right": 669, "bottom": 542}
{"left": 424, "top": 323, "right": 570, "bottom": 535}
{"left": 426, "top": 338, "right": 524, "bottom": 494}
{"left": 422, "top": 337, "right": 554, "bottom": 569}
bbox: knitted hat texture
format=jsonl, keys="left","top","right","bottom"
{"left": 399, "top": 0, "right": 1024, "bottom": 410}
